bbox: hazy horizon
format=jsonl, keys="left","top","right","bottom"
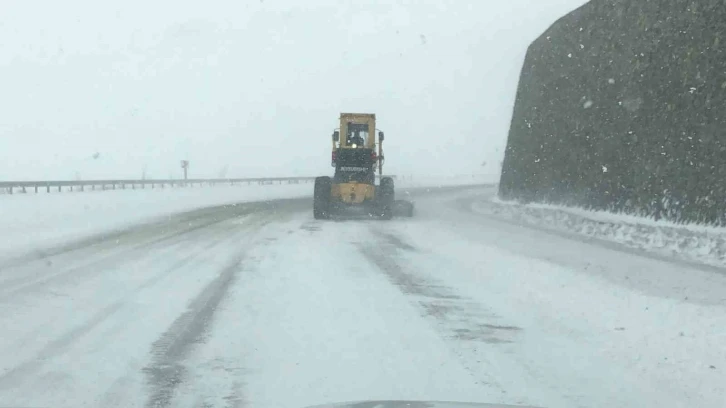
{"left": 0, "top": 0, "right": 587, "bottom": 181}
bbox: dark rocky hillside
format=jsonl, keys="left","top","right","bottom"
{"left": 499, "top": 0, "right": 726, "bottom": 224}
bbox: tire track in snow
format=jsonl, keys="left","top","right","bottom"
{"left": 358, "top": 229, "right": 460, "bottom": 301}
{"left": 70, "top": 216, "right": 277, "bottom": 408}
{"left": 0, "top": 213, "right": 252, "bottom": 300}
{"left": 0, "top": 223, "right": 247, "bottom": 391}
{"left": 1, "top": 221, "right": 242, "bottom": 357}
{"left": 366, "top": 228, "right": 523, "bottom": 344}
{"left": 359, "top": 227, "right": 524, "bottom": 392}
{"left": 0, "top": 201, "right": 275, "bottom": 269}
{"left": 0, "top": 199, "right": 276, "bottom": 279}
{"left": 0, "top": 199, "right": 300, "bottom": 407}
{"left": 0, "top": 199, "right": 281, "bottom": 301}
{"left": 145, "top": 216, "right": 304, "bottom": 408}
{"left": 142, "top": 255, "right": 246, "bottom": 408}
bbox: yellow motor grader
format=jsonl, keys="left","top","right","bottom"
{"left": 313, "top": 113, "right": 413, "bottom": 220}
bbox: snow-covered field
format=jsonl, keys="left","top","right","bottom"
{"left": 0, "top": 185, "right": 724, "bottom": 408}
{"left": 473, "top": 194, "right": 726, "bottom": 269}
{"left": 0, "top": 175, "right": 494, "bottom": 261}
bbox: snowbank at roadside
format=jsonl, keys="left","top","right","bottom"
{"left": 0, "top": 184, "right": 311, "bottom": 260}
{"left": 472, "top": 196, "right": 726, "bottom": 268}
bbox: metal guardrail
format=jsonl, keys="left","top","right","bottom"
{"left": 0, "top": 175, "right": 399, "bottom": 194}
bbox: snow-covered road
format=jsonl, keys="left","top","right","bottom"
{"left": 1, "top": 186, "right": 724, "bottom": 408}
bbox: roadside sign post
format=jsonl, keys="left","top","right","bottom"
{"left": 181, "top": 160, "right": 189, "bottom": 183}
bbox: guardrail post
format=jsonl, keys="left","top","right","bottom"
{"left": 80, "top": 185, "right": 84, "bottom": 192}
{"left": 58, "top": 185, "right": 61, "bottom": 192}
{"left": 35, "top": 186, "right": 38, "bottom": 193}
{"left": 8, "top": 186, "right": 12, "bottom": 194}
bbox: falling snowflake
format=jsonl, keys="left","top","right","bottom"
{"left": 602, "top": 165, "right": 608, "bottom": 173}
{"left": 608, "top": 78, "right": 615, "bottom": 84}
{"left": 567, "top": 53, "right": 572, "bottom": 58}
{"left": 583, "top": 100, "right": 593, "bottom": 109}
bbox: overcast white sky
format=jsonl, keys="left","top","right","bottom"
{"left": 0, "top": 0, "right": 587, "bottom": 181}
